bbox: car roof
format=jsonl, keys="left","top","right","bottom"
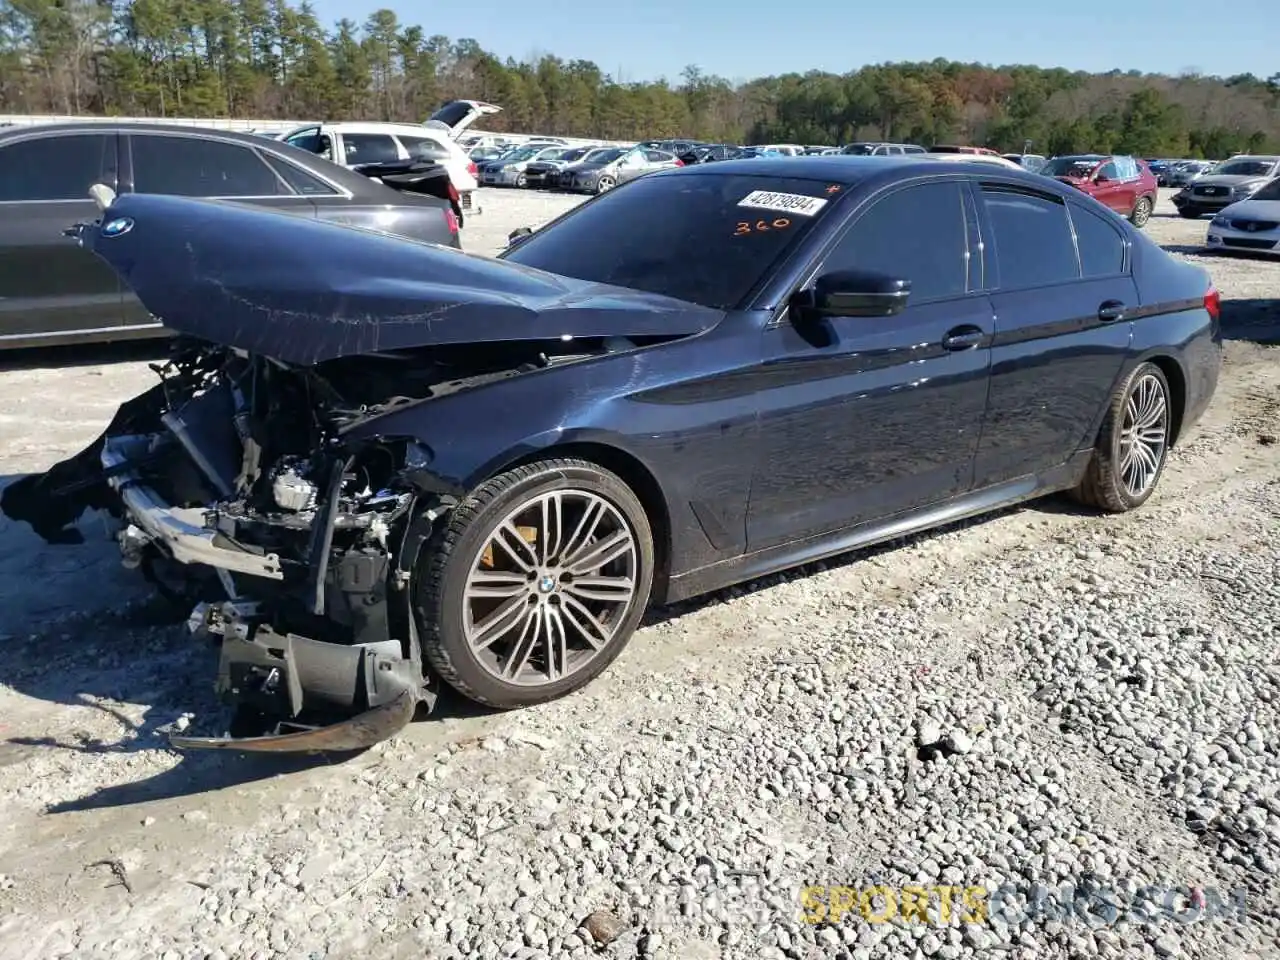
{"left": 0, "top": 120, "right": 399, "bottom": 197}
{"left": 308, "top": 121, "right": 451, "bottom": 138}
{"left": 655, "top": 154, "right": 1059, "bottom": 188}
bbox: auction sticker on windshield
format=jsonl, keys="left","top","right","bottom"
{"left": 738, "top": 190, "right": 829, "bottom": 216}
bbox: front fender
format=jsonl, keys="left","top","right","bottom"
{"left": 340, "top": 338, "right": 760, "bottom": 576}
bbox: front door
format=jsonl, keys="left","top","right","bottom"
{"left": 0, "top": 131, "right": 123, "bottom": 344}
{"left": 970, "top": 182, "right": 1136, "bottom": 487}
{"left": 747, "top": 179, "right": 994, "bottom": 549}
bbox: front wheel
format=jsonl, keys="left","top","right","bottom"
{"left": 1129, "top": 195, "right": 1153, "bottom": 227}
{"left": 596, "top": 175, "right": 616, "bottom": 194}
{"left": 414, "top": 458, "right": 655, "bottom": 708}
{"left": 515, "top": 173, "right": 528, "bottom": 188}
{"left": 1071, "top": 362, "right": 1173, "bottom": 513}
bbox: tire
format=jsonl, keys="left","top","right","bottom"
{"left": 1177, "top": 207, "right": 1203, "bottom": 219}
{"left": 1129, "top": 195, "right": 1153, "bottom": 227}
{"left": 596, "top": 175, "right": 615, "bottom": 194}
{"left": 414, "top": 458, "right": 655, "bottom": 708}
{"left": 515, "top": 173, "right": 528, "bottom": 188}
{"left": 1071, "top": 362, "right": 1173, "bottom": 513}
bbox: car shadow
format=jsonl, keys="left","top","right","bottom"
{"left": 1221, "top": 296, "right": 1280, "bottom": 344}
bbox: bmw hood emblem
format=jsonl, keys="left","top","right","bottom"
{"left": 101, "top": 216, "right": 134, "bottom": 237}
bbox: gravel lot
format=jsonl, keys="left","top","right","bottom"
{"left": 0, "top": 187, "right": 1278, "bottom": 960}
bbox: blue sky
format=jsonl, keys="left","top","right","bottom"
{"left": 309, "top": 0, "right": 1275, "bottom": 85}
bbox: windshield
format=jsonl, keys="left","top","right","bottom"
{"left": 1216, "top": 159, "right": 1277, "bottom": 177}
{"left": 502, "top": 174, "right": 841, "bottom": 310}
{"left": 841, "top": 144, "right": 876, "bottom": 155}
{"left": 1041, "top": 156, "right": 1102, "bottom": 178}
{"left": 1252, "top": 178, "right": 1280, "bottom": 202}
{"left": 502, "top": 147, "right": 538, "bottom": 163}
{"left": 561, "top": 148, "right": 589, "bottom": 162}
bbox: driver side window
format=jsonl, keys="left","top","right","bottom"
{"left": 821, "top": 181, "right": 970, "bottom": 304}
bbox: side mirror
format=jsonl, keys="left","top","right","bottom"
{"left": 1094, "top": 171, "right": 1112, "bottom": 183}
{"left": 792, "top": 269, "right": 911, "bottom": 319}
{"left": 507, "top": 226, "right": 533, "bottom": 247}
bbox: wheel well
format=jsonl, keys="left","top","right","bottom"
{"left": 1147, "top": 355, "right": 1188, "bottom": 445}
{"left": 502, "top": 441, "right": 673, "bottom": 602}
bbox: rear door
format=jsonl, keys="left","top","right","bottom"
{"left": 0, "top": 130, "right": 124, "bottom": 344}
{"left": 121, "top": 131, "right": 321, "bottom": 325}
{"left": 970, "top": 181, "right": 1136, "bottom": 487}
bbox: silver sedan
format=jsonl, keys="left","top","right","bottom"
{"left": 560, "top": 146, "right": 681, "bottom": 194}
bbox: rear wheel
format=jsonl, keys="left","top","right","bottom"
{"left": 1129, "top": 195, "right": 1153, "bottom": 227}
{"left": 414, "top": 458, "right": 654, "bottom": 708}
{"left": 1071, "top": 362, "right": 1172, "bottom": 513}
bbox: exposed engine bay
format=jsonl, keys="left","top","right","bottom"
{"left": 2, "top": 333, "right": 647, "bottom": 751}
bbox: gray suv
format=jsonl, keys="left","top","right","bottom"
{"left": 1171, "top": 154, "right": 1280, "bottom": 218}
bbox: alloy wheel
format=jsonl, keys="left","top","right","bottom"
{"left": 1118, "top": 373, "right": 1168, "bottom": 497}
{"left": 597, "top": 176, "right": 615, "bottom": 193}
{"left": 1132, "top": 197, "right": 1152, "bottom": 226}
{"left": 461, "top": 490, "right": 639, "bottom": 687}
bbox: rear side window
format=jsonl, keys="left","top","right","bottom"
{"left": 503, "top": 174, "right": 840, "bottom": 310}
{"left": 0, "top": 134, "right": 114, "bottom": 201}
{"left": 1069, "top": 203, "right": 1126, "bottom": 278}
{"left": 131, "top": 135, "right": 287, "bottom": 197}
{"left": 397, "top": 134, "right": 451, "bottom": 162}
{"left": 824, "top": 181, "right": 969, "bottom": 302}
{"left": 261, "top": 154, "right": 340, "bottom": 196}
{"left": 342, "top": 134, "right": 400, "bottom": 165}
{"left": 981, "top": 186, "right": 1080, "bottom": 288}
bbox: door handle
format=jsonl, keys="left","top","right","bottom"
{"left": 942, "top": 325, "right": 985, "bottom": 351}
{"left": 1098, "top": 300, "right": 1126, "bottom": 323}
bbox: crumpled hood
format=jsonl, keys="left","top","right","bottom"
{"left": 83, "top": 193, "right": 722, "bottom": 365}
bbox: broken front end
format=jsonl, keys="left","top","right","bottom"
{"left": 8, "top": 343, "right": 497, "bottom": 750}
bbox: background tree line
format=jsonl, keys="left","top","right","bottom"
{"left": 2, "top": 0, "right": 1278, "bottom": 157}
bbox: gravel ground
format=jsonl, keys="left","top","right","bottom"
{"left": 0, "top": 187, "right": 1278, "bottom": 960}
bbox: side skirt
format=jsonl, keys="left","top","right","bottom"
{"left": 665, "top": 450, "right": 1094, "bottom": 603}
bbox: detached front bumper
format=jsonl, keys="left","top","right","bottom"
{"left": 102, "top": 434, "right": 434, "bottom": 752}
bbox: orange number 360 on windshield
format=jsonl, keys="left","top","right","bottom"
{"left": 734, "top": 218, "right": 791, "bottom": 236}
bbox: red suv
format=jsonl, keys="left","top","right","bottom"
{"left": 1040, "top": 154, "right": 1159, "bottom": 227}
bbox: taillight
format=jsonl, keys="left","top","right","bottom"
{"left": 447, "top": 182, "right": 460, "bottom": 205}
{"left": 674, "top": 158, "right": 684, "bottom": 166}
{"left": 444, "top": 209, "right": 459, "bottom": 234}
{"left": 1204, "top": 284, "right": 1220, "bottom": 320}
{"left": 466, "top": 161, "right": 478, "bottom": 179}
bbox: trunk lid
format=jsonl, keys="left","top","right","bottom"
{"left": 424, "top": 100, "right": 503, "bottom": 140}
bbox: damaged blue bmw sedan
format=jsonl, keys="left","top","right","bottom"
{"left": 1, "top": 157, "right": 1222, "bottom": 750}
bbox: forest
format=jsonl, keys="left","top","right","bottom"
{"left": 2, "top": 0, "right": 1278, "bottom": 157}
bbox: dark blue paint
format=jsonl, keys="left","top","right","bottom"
{"left": 98, "top": 158, "right": 1224, "bottom": 605}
